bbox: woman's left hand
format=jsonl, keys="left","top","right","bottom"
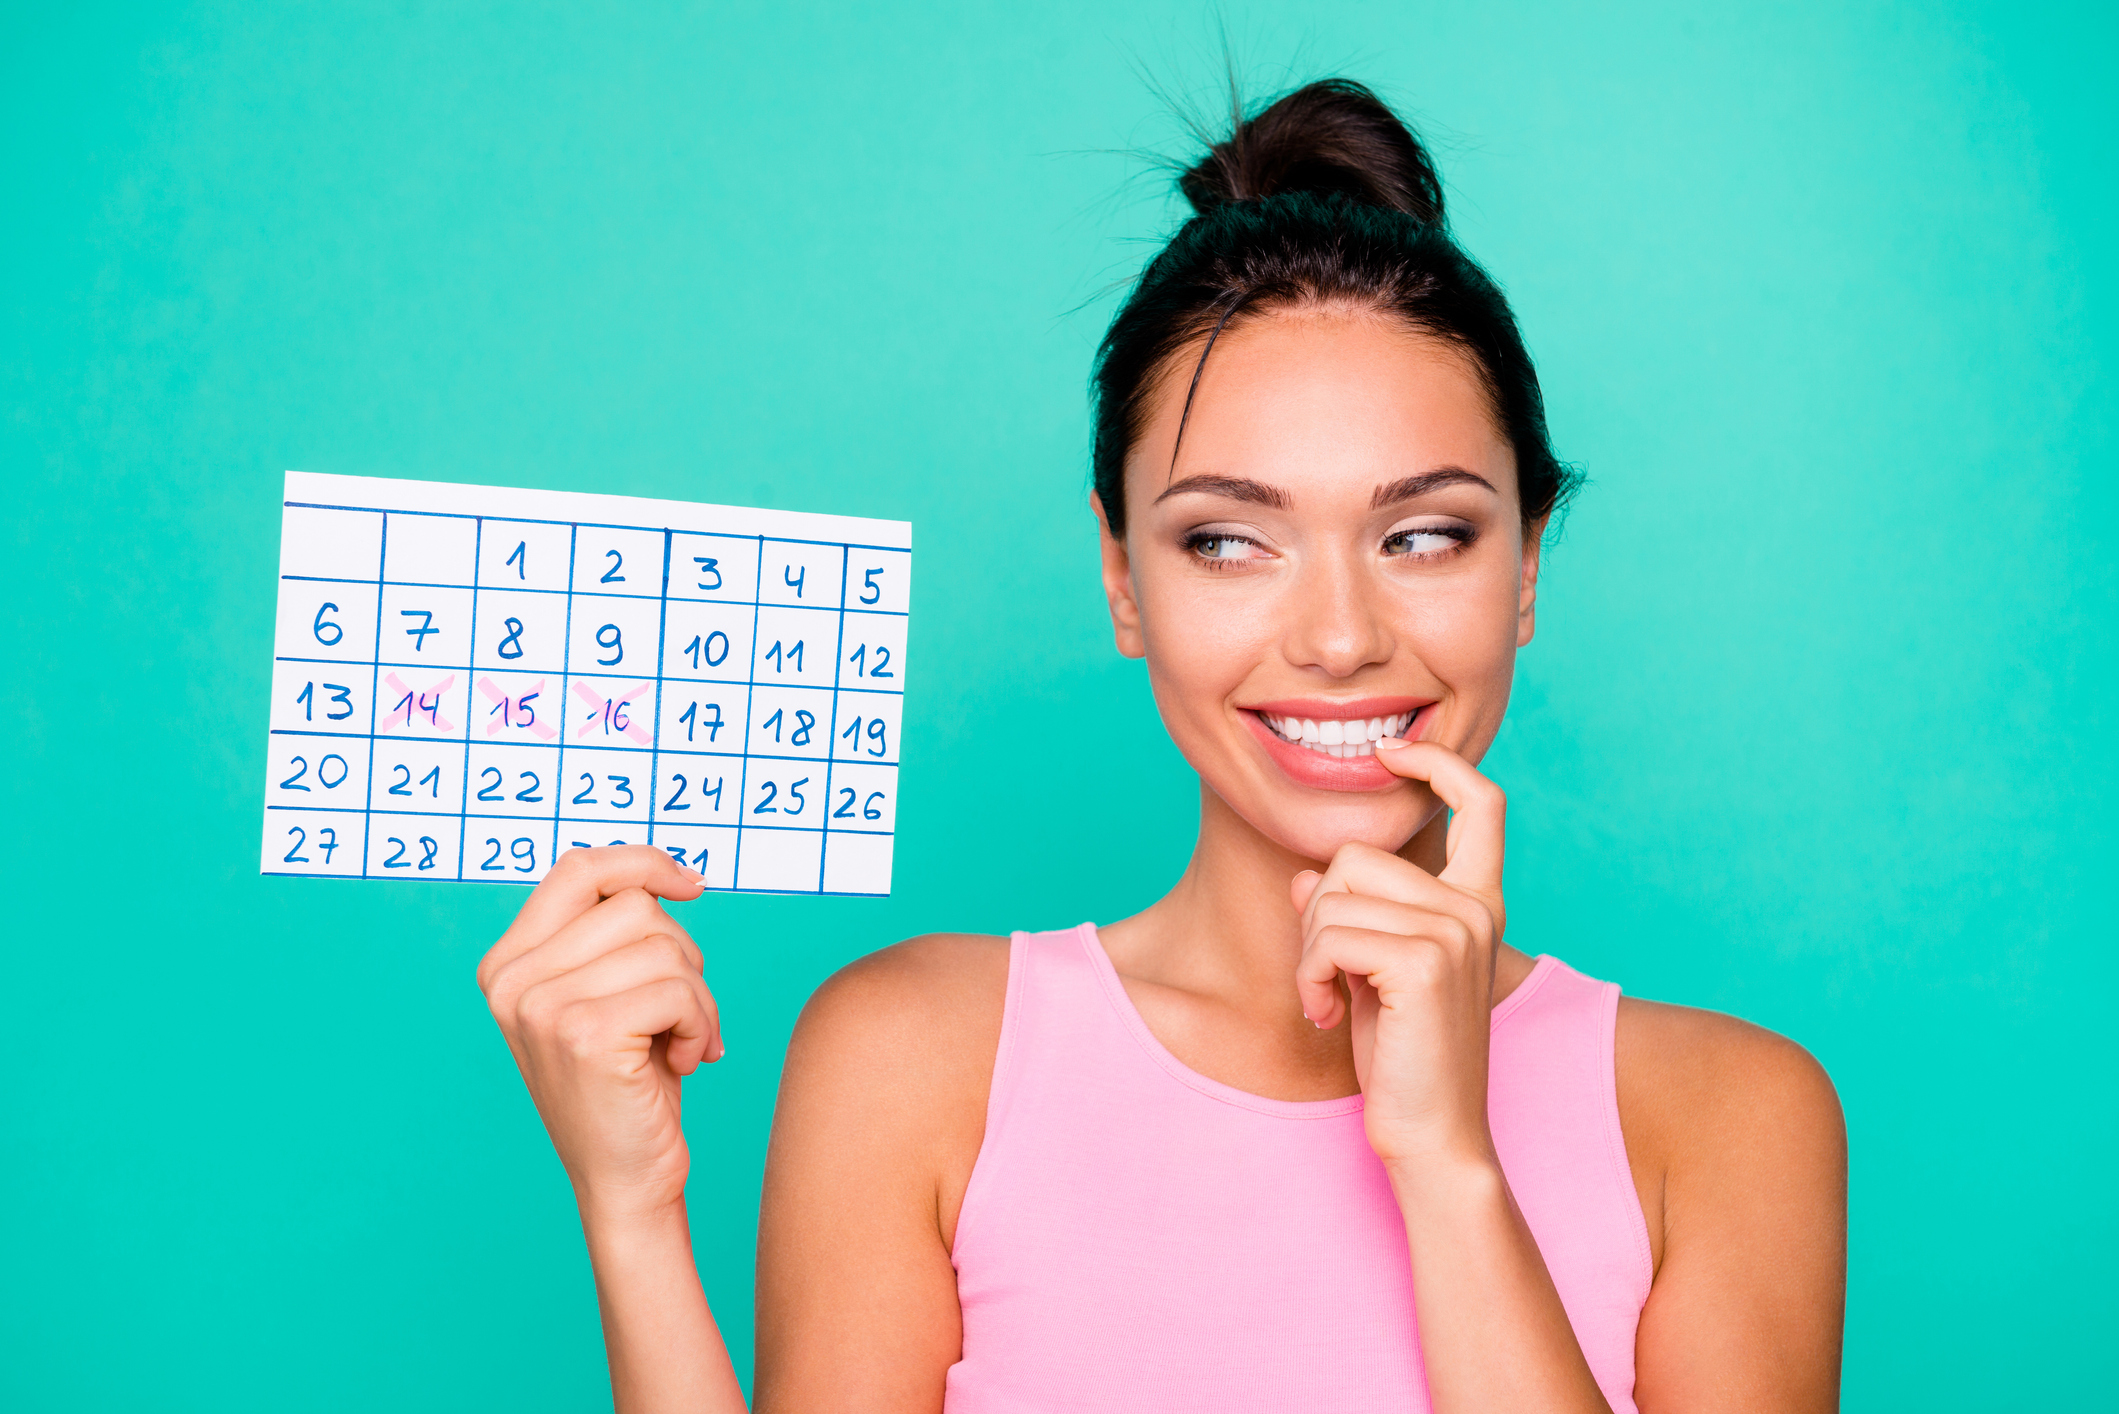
{"left": 1291, "top": 739, "right": 1509, "bottom": 1173}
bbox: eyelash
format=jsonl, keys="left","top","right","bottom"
{"left": 1182, "top": 525, "right": 1476, "bottom": 570}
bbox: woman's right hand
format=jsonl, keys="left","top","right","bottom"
{"left": 476, "top": 846, "right": 721, "bottom": 1222}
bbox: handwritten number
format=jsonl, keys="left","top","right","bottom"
{"left": 280, "top": 757, "right": 309, "bottom": 792}
{"left": 283, "top": 827, "right": 308, "bottom": 863}
{"left": 573, "top": 774, "right": 596, "bottom": 806}
{"left": 505, "top": 541, "right": 527, "bottom": 579}
{"left": 312, "top": 602, "right": 342, "bottom": 646}
{"left": 515, "top": 771, "right": 542, "bottom": 802}
{"left": 784, "top": 564, "right": 805, "bottom": 598}
{"left": 478, "top": 768, "right": 504, "bottom": 802}
{"left": 401, "top": 609, "right": 437, "bottom": 651}
{"left": 601, "top": 549, "right": 624, "bottom": 584}
{"left": 861, "top": 567, "right": 882, "bottom": 605}
{"left": 497, "top": 617, "right": 525, "bottom": 658}
{"left": 663, "top": 774, "right": 690, "bottom": 811}
{"left": 596, "top": 624, "right": 622, "bottom": 666}
{"left": 692, "top": 556, "right": 721, "bottom": 590}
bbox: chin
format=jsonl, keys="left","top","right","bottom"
{"left": 1255, "top": 791, "right": 1440, "bottom": 866}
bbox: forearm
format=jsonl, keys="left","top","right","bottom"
{"left": 1389, "top": 1155, "right": 1612, "bottom": 1414}
{"left": 581, "top": 1199, "right": 749, "bottom": 1414}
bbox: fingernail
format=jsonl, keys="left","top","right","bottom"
{"left": 711, "top": 1040, "right": 726, "bottom": 1062}
{"left": 686, "top": 869, "right": 708, "bottom": 886}
{"left": 1377, "top": 736, "right": 1407, "bottom": 749}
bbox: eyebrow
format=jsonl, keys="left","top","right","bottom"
{"left": 1370, "top": 468, "right": 1497, "bottom": 509}
{"left": 1152, "top": 475, "right": 1292, "bottom": 510}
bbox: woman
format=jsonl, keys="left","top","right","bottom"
{"left": 476, "top": 80, "right": 1847, "bottom": 1413}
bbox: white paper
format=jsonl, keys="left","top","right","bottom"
{"left": 261, "top": 471, "right": 910, "bottom": 894}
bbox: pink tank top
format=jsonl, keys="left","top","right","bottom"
{"left": 944, "top": 924, "right": 1653, "bottom": 1412}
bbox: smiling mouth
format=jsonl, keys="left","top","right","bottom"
{"left": 1258, "top": 710, "right": 1417, "bottom": 759}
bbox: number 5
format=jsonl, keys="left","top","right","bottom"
{"left": 861, "top": 568, "right": 883, "bottom": 605}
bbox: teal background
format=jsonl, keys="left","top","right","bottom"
{"left": 5, "top": 3, "right": 2111, "bottom": 1407}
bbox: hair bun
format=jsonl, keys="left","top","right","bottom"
{"left": 1178, "top": 78, "right": 1445, "bottom": 225}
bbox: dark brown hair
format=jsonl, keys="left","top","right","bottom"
{"left": 1092, "top": 79, "right": 1577, "bottom": 534}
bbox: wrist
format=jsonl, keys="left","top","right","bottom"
{"left": 577, "top": 1187, "right": 693, "bottom": 1255}
{"left": 1381, "top": 1145, "right": 1509, "bottom": 1210}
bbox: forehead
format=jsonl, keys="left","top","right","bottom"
{"left": 1128, "top": 307, "right": 1518, "bottom": 509}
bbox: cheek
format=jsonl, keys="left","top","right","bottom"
{"left": 1135, "top": 577, "right": 1272, "bottom": 707}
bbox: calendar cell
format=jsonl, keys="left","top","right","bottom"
{"left": 472, "top": 589, "right": 569, "bottom": 674}
{"left": 559, "top": 821, "right": 652, "bottom": 854}
{"left": 275, "top": 582, "right": 379, "bottom": 664}
{"left": 654, "top": 824, "right": 738, "bottom": 888}
{"left": 265, "top": 737, "right": 370, "bottom": 812}
{"left": 837, "top": 611, "right": 907, "bottom": 691}
{"left": 264, "top": 472, "right": 909, "bottom": 893}
{"left": 736, "top": 826, "right": 824, "bottom": 893}
{"left": 383, "top": 512, "right": 477, "bottom": 585}
{"left": 367, "top": 738, "right": 465, "bottom": 815}
{"left": 831, "top": 690, "right": 901, "bottom": 765}
{"left": 563, "top": 674, "right": 657, "bottom": 748}
{"left": 376, "top": 666, "right": 471, "bottom": 740}
{"left": 479, "top": 521, "right": 573, "bottom": 592}
{"left": 661, "top": 600, "right": 755, "bottom": 684}
{"left": 368, "top": 813, "right": 464, "bottom": 878}
{"left": 823, "top": 761, "right": 896, "bottom": 835}
{"left": 378, "top": 584, "right": 475, "bottom": 667}
{"left": 265, "top": 811, "right": 365, "bottom": 877}
{"left": 669, "top": 533, "right": 759, "bottom": 604}
{"left": 822, "top": 831, "right": 893, "bottom": 895}
{"left": 747, "top": 684, "right": 833, "bottom": 761}
{"left": 654, "top": 684, "right": 747, "bottom": 755}
{"left": 759, "top": 539, "right": 844, "bottom": 609}
{"left": 465, "top": 820, "right": 555, "bottom": 881}
{"left": 741, "top": 759, "right": 824, "bottom": 830}
{"left": 280, "top": 506, "right": 382, "bottom": 582}
{"left": 466, "top": 742, "right": 563, "bottom": 819}
{"left": 566, "top": 595, "right": 663, "bottom": 679}
{"left": 470, "top": 670, "right": 562, "bottom": 745}
{"left": 573, "top": 525, "right": 665, "bottom": 597}
{"left": 651, "top": 754, "right": 739, "bottom": 824}
{"left": 844, "top": 546, "right": 910, "bottom": 615}
{"left": 270, "top": 661, "right": 374, "bottom": 735}
{"left": 752, "top": 605, "right": 841, "bottom": 691}
{"left": 557, "top": 746, "right": 652, "bottom": 824}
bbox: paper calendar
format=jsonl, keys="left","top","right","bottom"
{"left": 261, "top": 471, "right": 910, "bottom": 894}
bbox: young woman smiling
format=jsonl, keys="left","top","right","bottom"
{"left": 476, "top": 81, "right": 1848, "bottom": 1413}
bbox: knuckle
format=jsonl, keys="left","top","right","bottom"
{"left": 551, "top": 1002, "right": 603, "bottom": 1056}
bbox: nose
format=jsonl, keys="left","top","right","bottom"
{"left": 1282, "top": 549, "right": 1393, "bottom": 679}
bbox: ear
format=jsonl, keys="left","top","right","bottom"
{"left": 1517, "top": 515, "right": 1546, "bottom": 648}
{"left": 1092, "top": 490, "right": 1146, "bottom": 660}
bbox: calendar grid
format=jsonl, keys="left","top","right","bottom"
{"left": 264, "top": 472, "right": 908, "bottom": 895}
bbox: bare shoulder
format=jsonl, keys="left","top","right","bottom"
{"left": 792, "top": 931, "right": 1012, "bottom": 1067}
{"left": 1614, "top": 996, "right": 1847, "bottom": 1268}
{"left": 772, "top": 934, "right": 1011, "bottom": 1181}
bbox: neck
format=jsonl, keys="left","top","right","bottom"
{"left": 1102, "top": 781, "right": 1449, "bottom": 1012}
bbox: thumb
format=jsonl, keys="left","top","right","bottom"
{"left": 1290, "top": 869, "right": 1322, "bottom": 915}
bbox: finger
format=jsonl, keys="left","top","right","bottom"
{"left": 1290, "top": 869, "right": 1322, "bottom": 915}
{"left": 1307, "top": 888, "right": 1468, "bottom": 942}
{"left": 1295, "top": 926, "right": 1441, "bottom": 1030}
{"left": 523, "top": 935, "right": 722, "bottom": 1071}
{"left": 1373, "top": 739, "right": 1506, "bottom": 907}
{"left": 488, "top": 888, "right": 701, "bottom": 1008}
{"left": 557, "top": 976, "right": 721, "bottom": 1076}
{"left": 479, "top": 846, "right": 706, "bottom": 989}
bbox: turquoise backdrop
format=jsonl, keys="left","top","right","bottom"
{"left": 5, "top": 3, "right": 2111, "bottom": 1408}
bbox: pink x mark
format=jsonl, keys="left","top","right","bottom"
{"left": 478, "top": 675, "right": 558, "bottom": 741}
{"left": 570, "top": 679, "right": 654, "bottom": 746}
{"left": 383, "top": 671, "right": 458, "bottom": 732}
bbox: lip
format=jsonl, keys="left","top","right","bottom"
{"left": 1238, "top": 697, "right": 1438, "bottom": 792}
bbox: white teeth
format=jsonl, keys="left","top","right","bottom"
{"left": 1262, "top": 709, "right": 1422, "bottom": 757}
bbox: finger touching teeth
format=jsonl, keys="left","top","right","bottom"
{"left": 1259, "top": 710, "right": 1415, "bottom": 758}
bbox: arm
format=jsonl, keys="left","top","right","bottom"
{"left": 1295, "top": 742, "right": 1611, "bottom": 1413}
{"left": 1626, "top": 1004, "right": 1847, "bottom": 1412}
{"left": 752, "top": 935, "right": 1008, "bottom": 1413}
{"left": 476, "top": 846, "right": 746, "bottom": 1414}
